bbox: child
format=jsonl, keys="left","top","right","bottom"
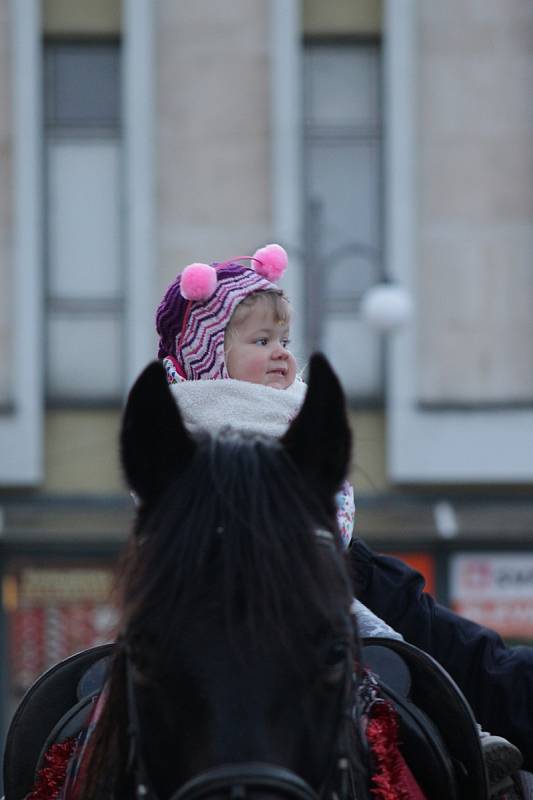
{"left": 156, "top": 244, "right": 523, "bottom": 797}
{"left": 156, "top": 243, "right": 361, "bottom": 549}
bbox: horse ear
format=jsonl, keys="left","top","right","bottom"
{"left": 120, "top": 361, "right": 196, "bottom": 503}
{"left": 281, "top": 353, "right": 352, "bottom": 506}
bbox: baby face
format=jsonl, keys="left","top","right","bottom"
{"left": 225, "top": 298, "right": 297, "bottom": 389}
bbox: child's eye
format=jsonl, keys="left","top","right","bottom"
{"left": 281, "top": 338, "right": 290, "bottom": 348}
{"left": 255, "top": 338, "right": 268, "bottom": 346}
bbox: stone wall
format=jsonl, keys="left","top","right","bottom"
{"left": 303, "top": 0, "right": 381, "bottom": 36}
{"left": 42, "top": 0, "right": 121, "bottom": 35}
{"left": 417, "top": 0, "right": 533, "bottom": 404}
{"left": 0, "top": 0, "right": 12, "bottom": 406}
{"left": 155, "top": 1, "right": 271, "bottom": 294}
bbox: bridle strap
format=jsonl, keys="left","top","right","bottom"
{"left": 170, "top": 763, "right": 320, "bottom": 800}
{"left": 124, "top": 527, "right": 361, "bottom": 800}
{"left": 124, "top": 649, "right": 159, "bottom": 799}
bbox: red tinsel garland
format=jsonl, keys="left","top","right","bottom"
{"left": 26, "top": 684, "right": 427, "bottom": 800}
{"left": 366, "top": 701, "right": 427, "bottom": 800}
{"left": 26, "top": 737, "right": 77, "bottom": 800}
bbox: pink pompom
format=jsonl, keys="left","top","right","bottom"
{"left": 180, "top": 262, "right": 218, "bottom": 301}
{"left": 252, "top": 243, "right": 288, "bottom": 282}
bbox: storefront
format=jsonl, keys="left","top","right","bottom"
{"left": 0, "top": 501, "right": 127, "bottom": 765}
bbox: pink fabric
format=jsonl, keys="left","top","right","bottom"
{"left": 251, "top": 244, "right": 288, "bottom": 281}
{"left": 180, "top": 263, "right": 218, "bottom": 301}
{"left": 156, "top": 261, "right": 278, "bottom": 378}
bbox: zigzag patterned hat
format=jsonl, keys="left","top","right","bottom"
{"left": 156, "top": 244, "right": 288, "bottom": 381}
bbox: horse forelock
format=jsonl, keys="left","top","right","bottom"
{"left": 122, "top": 429, "right": 352, "bottom": 669}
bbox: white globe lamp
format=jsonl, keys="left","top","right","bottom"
{"left": 360, "top": 283, "right": 413, "bottom": 332}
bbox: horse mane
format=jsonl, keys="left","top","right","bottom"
{"left": 79, "top": 428, "right": 353, "bottom": 799}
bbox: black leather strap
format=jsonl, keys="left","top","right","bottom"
{"left": 170, "top": 763, "right": 320, "bottom": 800}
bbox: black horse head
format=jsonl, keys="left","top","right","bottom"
{"left": 80, "top": 354, "right": 365, "bottom": 800}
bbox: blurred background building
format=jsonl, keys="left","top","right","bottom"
{"left": 1, "top": 0, "right": 533, "bottom": 761}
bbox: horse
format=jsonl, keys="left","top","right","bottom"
{"left": 72, "top": 354, "right": 368, "bottom": 800}
{"left": 4, "top": 355, "right": 517, "bottom": 800}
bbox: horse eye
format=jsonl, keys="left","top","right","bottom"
{"left": 322, "top": 641, "right": 349, "bottom": 687}
{"left": 325, "top": 640, "right": 349, "bottom": 667}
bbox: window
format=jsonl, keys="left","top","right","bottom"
{"left": 44, "top": 42, "right": 123, "bottom": 403}
{"left": 303, "top": 42, "right": 383, "bottom": 402}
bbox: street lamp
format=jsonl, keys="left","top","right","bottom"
{"left": 360, "top": 282, "right": 413, "bottom": 333}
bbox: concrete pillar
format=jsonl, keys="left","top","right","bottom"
{"left": 0, "top": 0, "right": 12, "bottom": 405}
{"left": 417, "top": 1, "right": 533, "bottom": 404}
{"left": 155, "top": 1, "right": 271, "bottom": 294}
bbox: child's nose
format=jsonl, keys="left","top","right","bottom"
{"left": 273, "top": 343, "right": 288, "bottom": 358}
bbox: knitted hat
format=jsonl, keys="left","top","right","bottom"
{"left": 156, "top": 244, "right": 288, "bottom": 381}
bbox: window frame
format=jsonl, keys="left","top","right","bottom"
{"left": 43, "top": 37, "right": 125, "bottom": 408}
{"left": 302, "top": 35, "right": 385, "bottom": 406}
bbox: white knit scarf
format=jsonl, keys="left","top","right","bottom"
{"left": 169, "top": 377, "right": 307, "bottom": 438}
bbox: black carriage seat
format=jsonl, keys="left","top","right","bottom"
{"left": 2, "top": 638, "right": 492, "bottom": 800}
{"left": 362, "top": 637, "right": 489, "bottom": 800}
{"left": 3, "top": 643, "right": 114, "bottom": 800}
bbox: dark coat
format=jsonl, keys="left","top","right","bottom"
{"left": 350, "top": 539, "right": 533, "bottom": 772}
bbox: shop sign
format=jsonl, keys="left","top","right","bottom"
{"left": 5, "top": 565, "right": 117, "bottom": 691}
{"left": 450, "top": 552, "right": 533, "bottom": 638}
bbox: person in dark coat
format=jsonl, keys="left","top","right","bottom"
{"left": 350, "top": 538, "right": 533, "bottom": 773}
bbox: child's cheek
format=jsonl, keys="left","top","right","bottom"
{"left": 249, "top": 352, "right": 268, "bottom": 371}
{"left": 241, "top": 351, "right": 269, "bottom": 381}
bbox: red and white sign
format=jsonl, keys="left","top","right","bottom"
{"left": 7, "top": 565, "right": 118, "bottom": 691}
{"left": 450, "top": 552, "right": 533, "bottom": 638}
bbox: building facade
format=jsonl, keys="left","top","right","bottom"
{"left": 1, "top": 0, "right": 533, "bottom": 763}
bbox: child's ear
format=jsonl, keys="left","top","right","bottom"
{"left": 120, "top": 361, "right": 196, "bottom": 504}
{"left": 281, "top": 353, "right": 352, "bottom": 509}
